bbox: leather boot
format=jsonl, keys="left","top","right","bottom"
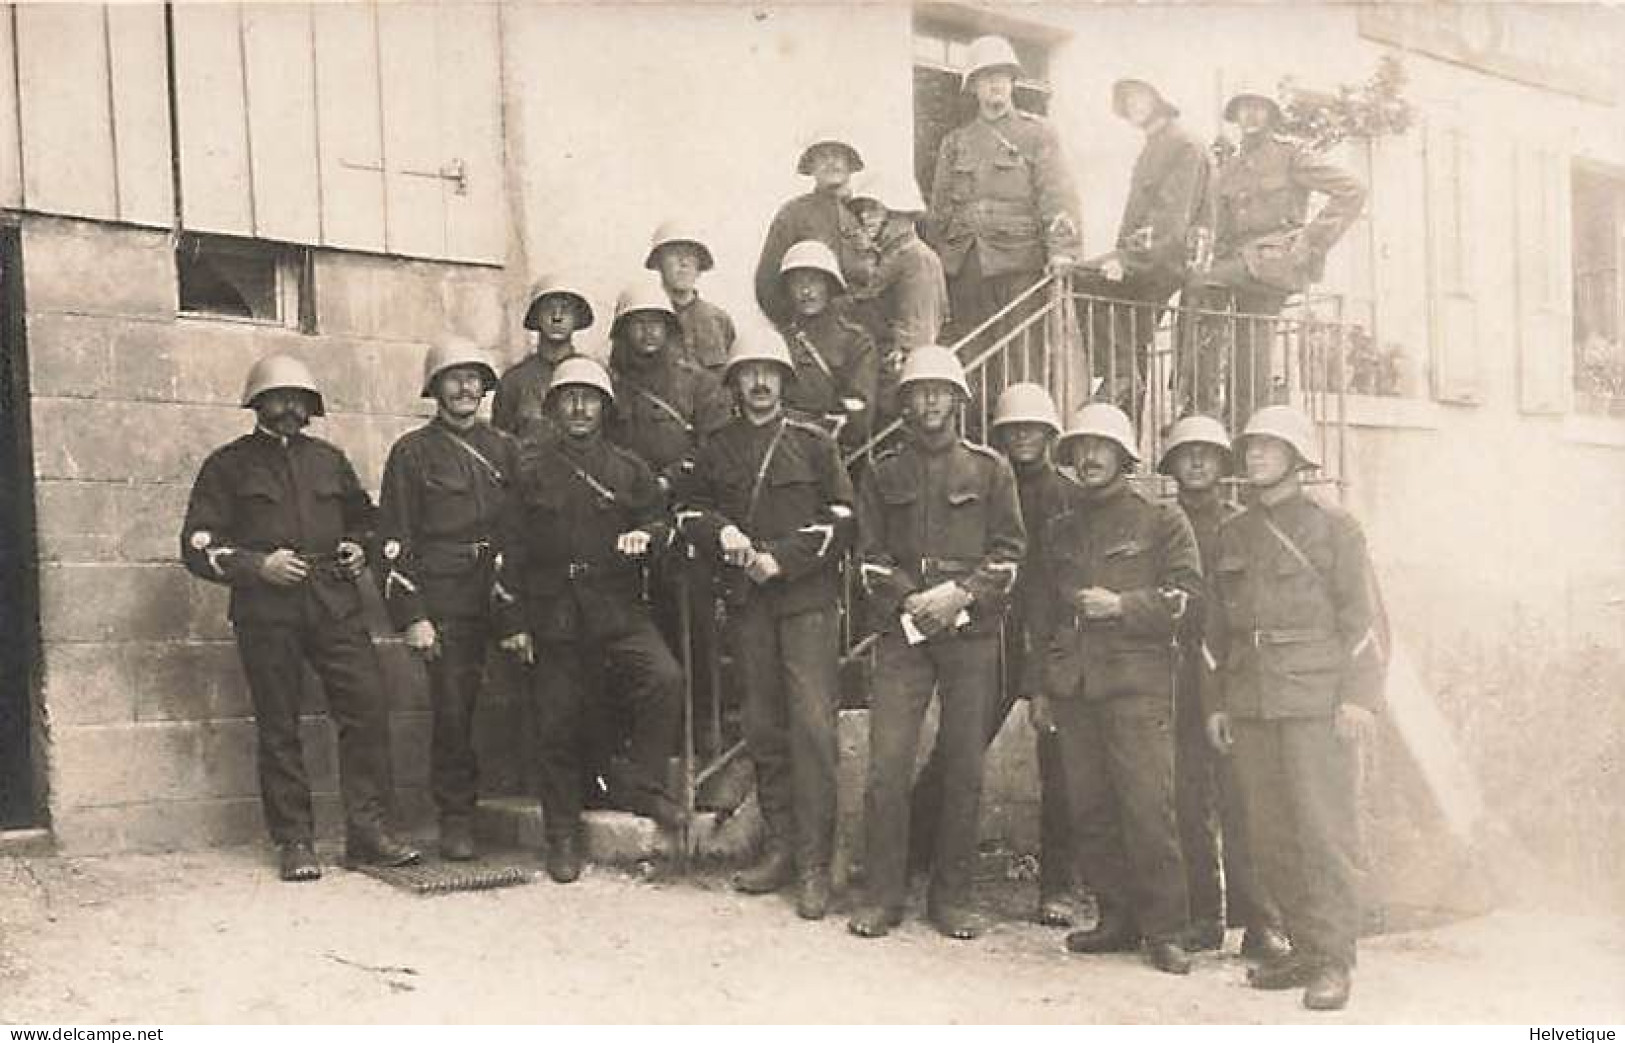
{"left": 928, "top": 906, "right": 987, "bottom": 941}
{"left": 1303, "top": 963, "right": 1352, "bottom": 1011}
{"left": 1241, "top": 925, "right": 1293, "bottom": 962}
{"left": 440, "top": 817, "right": 475, "bottom": 862}
{"left": 1249, "top": 953, "right": 1314, "bottom": 990}
{"left": 278, "top": 841, "right": 322, "bottom": 882}
{"left": 732, "top": 843, "right": 795, "bottom": 895}
{"left": 1035, "top": 893, "right": 1075, "bottom": 928}
{"left": 344, "top": 828, "right": 421, "bottom": 869}
{"left": 1146, "top": 939, "right": 1194, "bottom": 975}
{"left": 545, "top": 833, "right": 583, "bottom": 884}
{"left": 847, "top": 905, "right": 905, "bottom": 939}
{"left": 1065, "top": 903, "right": 1141, "bottom": 954}
{"left": 1182, "top": 920, "right": 1226, "bottom": 952}
{"left": 796, "top": 868, "right": 832, "bottom": 920}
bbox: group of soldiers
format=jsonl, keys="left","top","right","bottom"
{"left": 178, "top": 34, "right": 1385, "bottom": 1014}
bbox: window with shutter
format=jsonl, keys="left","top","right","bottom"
{"left": 1514, "top": 144, "right": 1572, "bottom": 414}
{"left": 1571, "top": 163, "right": 1625, "bottom": 417}
{"left": 1424, "top": 115, "right": 1482, "bottom": 404}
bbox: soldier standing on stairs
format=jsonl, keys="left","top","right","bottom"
{"left": 678, "top": 339, "right": 855, "bottom": 920}
{"left": 376, "top": 339, "right": 525, "bottom": 863}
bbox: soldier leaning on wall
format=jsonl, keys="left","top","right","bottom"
{"left": 376, "top": 339, "right": 524, "bottom": 863}
{"left": 180, "top": 355, "right": 420, "bottom": 883}
{"left": 1203, "top": 404, "right": 1388, "bottom": 1012}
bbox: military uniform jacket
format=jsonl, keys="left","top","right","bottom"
{"left": 673, "top": 293, "right": 737, "bottom": 375}
{"left": 491, "top": 346, "right": 577, "bottom": 441}
{"left": 1117, "top": 120, "right": 1209, "bottom": 279}
{"left": 854, "top": 222, "right": 949, "bottom": 355}
{"left": 1175, "top": 489, "right": 1242, "bottom": 649}
{"left": 680, "top": 415, "right": 855, "bottom": 618}
{"left": 781, "top": 309, "right": 879, "bottom": 426}
{"left": 1211, "top": 134, "right": 1367, "bottom": 278}
{"left": 926, "top": 110, "right": 1082, "bottom": 280}
{"left": 501, "top": 434, "right": 670, "bottom": 643}
{"left": 856, "top": 434, "right": 1026, "bottom": 639}
{"left": 1010, "top": 461, "right": 1079, "bottom": 698}
{"left": 1203, "top": 490, "right": 1385, "bottom": 720}
{"left": 754, "top": 189, "right": 876, "bottom": 324}
{"left": 375, "top": 418, "right": 519, "bottom": 629}
{"left": 609, "top": 354, "right": 732, "bottom": 484}
{"left": 1036, "top": 479, "right": 1202, "bottom": 703}
{"left": 181, "top": 430, "right": 376, "bottom": 626}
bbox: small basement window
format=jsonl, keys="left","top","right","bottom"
{"left": 177, "top": 233, "right": 312, "bottom": 331}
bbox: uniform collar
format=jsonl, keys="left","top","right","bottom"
{"left": 1177, "top": 486, "right": 1223, "bottom": 513}
{"left": 1079, "top": 476, "right": 1130, "bottom": 505}
{"left": 252, "top": 424, "right": 300, "bottom": 448}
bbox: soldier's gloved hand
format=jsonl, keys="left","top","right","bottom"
{"left": 1206, "top": 711, "right": 1233, "bottom": 754}
{"left": 258, "top": 548, "right": 310, "bottom": 587}
{"left": 719, "top": 525, "right": 754, "bottom": 568}
{"left": 1101, "top": 255, "right": 1126, "bottom": 282}
{"left": 1028, "top": 694, "right": 1057, "bottom": 735}
{"left": 1334, "top": 703, "right": 1375, "bottom": 746}
{"left": 404, "top": 619, "right": 440, "bottom": 661}
{"left": 744, "top": 551, "right": 781, "bottom": 585}
{"left": 500, "top": 631, "right": 535, "bottom": 665}
{"left": 1073, "top": 586, "right": 1123, "bottom": 621}
{"left": 335, "top": 540, "right": 367, "bottom": 580}
{"left": 616, "top": 530, "right": 653, "bottom": 557}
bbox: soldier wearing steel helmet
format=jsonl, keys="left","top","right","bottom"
{"left": 844, "top": 169, "right": 950, "bottom": 362}
{"left": 677, "top": 338, "right": 856, "bottom": 920}
{"left": 1033, "top": 402, "right": 1201, "bottom": 975}
{"left": 493, "top": 275, "right": 594, "bottom": 440}
{"left": 646, "top": 220, "right": 737, "bottom": 376}
{"left": 1076, "top": 78, "right": 1209, "bottom": 416}
{"left": 908, "top": 382, "right": 1080, "bottom": 927}
{"left": 1157, "top": 415, "right": 1288, "bottom": 962}
{"left": 375, "top": 339, "right": 525, "bottom": 861}
{"left": 499, "top": 356, "right": 686, "bottom": 884}
{"left": 180, "top": 355, "right": 419, "bottom": 882}
{"left": 1202, "top": 405, "right": 1387, "bottom": 1011}
{"left": 925, "top": 35, "right": 1081, "bottom": 344}
{"left": 754, "top": 131, "right": 876, "bottom": 325}
{"left": 776, "top": 239, "right": 879, "bottom": 448}
{"left": 847, "top": 345, "right": 1025, "bottom": 943}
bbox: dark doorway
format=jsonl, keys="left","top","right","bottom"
{"left": 0, "top": 226, "right": 39, "bottom": 828}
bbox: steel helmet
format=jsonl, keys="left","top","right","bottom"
{"left": 545, "top": 355, "right": 616, "bottom": 404}
{"left": 241, "top": 354, "right": 325, "bottom": 416}
{"left": 1157, "top": 414, "right": 1233, "bottom": 475}
{"left": 795, "top": 131, "right": 865, "bottom": 176}
{"left": 895, "top": 345, "right": 970, "bottom": 399}
{"left": 990, "top": 382, "right": 1060, "bottom": 434}
{"left": 610, "top": 280, "right": 678, "bottom": 336}
{"left": 845, "top": 169, "right": 927, "bottom": 216}
{"left": 1111, "top": 78, "right": 1179, "bottom": 120}
{"left": 722, "top": 338, "right": 796, "bottom": 385}
{"left": 778, "top": 239, "right": 846, "bottom": 290}
{"left": 1057, "top": 402, "right": 1140, "bottom": 463}
{"left": 1238, "top": 404, "right": 1321, "bottom": 469}
{"left": 1222, "top": 82, "right": 1283, "bottom": 126}
{"left": 420, "top": 338, "right": 498, "bottom": 399}
{"left": 962, "top": 35, "right": 1021, "bottom": 89}
{"left": 523, "top": 274, "right": 595, "bottom": 332}
{"left": 644, "top": 220, "right": 716, "bottom": 272}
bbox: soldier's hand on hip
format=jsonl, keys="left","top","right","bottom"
{"left": 1333, "top": 703, "right": 1375, "bottom": 746}
{"left": 499, "top": 631, "right": 535, "bottom": 665}
{"left": 258, "top": 548, "right": 310, "bottom": 587}
{"left": 404, "top": 619, "right": 440, "bottom": 661}
{"left": 1028, "top": 694, "right": 1058, "bottom": 735}
{"left": 616, "top": 530, "right": 653, "bottom": 557}
{"left": 1073, "top": 586, "right": 1122, "bottom": 621}
{"left": 719, "top": 525, "right": 754, "bottom": 567}
{"left": 1206, "top": 711, "right": 1233, "bottom": 754}
{"left": 335, "top": 540, "right": 367, "bottom": 579}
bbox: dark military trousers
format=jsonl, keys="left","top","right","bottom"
{"left": 1074, "top": 269, "right": 1183, "bottom": 420}
{"left": 1053, "top": 694, "right": 1189, "bottom": 943}
{"left": 423, "top": 618, "right": 489, "bottom": 823}
{"left": 733, "top": 600, "right": 840, "bottom": 872}
{"left": 1230, "top": 715, "right": 1361, "bottom": 970}
{"left": 862, "top": 631, "right": 999, "bottom": 915}
{"left": 1179, "top": 266, "right": 1288, "bottom": 423}
{"left": 234, "top": 616, "right": 394, "bottom": 845}
{"left": 531, "top": 620, "right": 683, "bottom": 839}
{"left": 1174, "top": 662, "right": 1277, "bottom": 931}
{"left": 909, "top": 628, "right": 1074, "bottom": 900}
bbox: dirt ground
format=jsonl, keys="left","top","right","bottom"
{"left": 0, "top": 846, "right": 1621, "bottom": 1025}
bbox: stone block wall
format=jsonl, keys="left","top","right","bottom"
{"left": 22, "top": 215, "right": 526, "bottom": 853}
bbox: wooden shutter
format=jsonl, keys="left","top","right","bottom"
{"left": 312, "top": 2, "right": 386, "bottom": 253}
{"left": 1513, "top": 143, "right": 1573, "bottom": 414}
{"left": 240, "top": 3, "right": 321, "bottom": 244}
{"left": 0, "top": 8, "right": 22, "bottom": 210}
{"left": 1424, "top": 115, "right": 1482, "bottom": 403}
{"left": 172, "top": 3, "right": 254, "bottom": 235}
